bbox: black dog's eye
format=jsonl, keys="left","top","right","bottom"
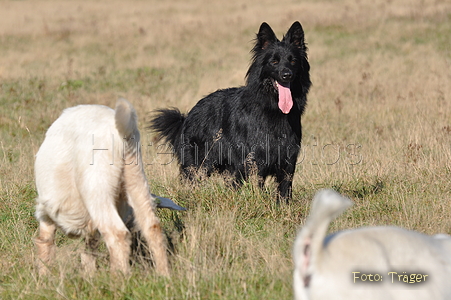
{"left": 271, "top": 60, "right": 279, "bottom": 66}
{"left": 291, "top": 59, "right": 297, "bottom": 65}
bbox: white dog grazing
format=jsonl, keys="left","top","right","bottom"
{"left": 293, "top": 189, "right": 451, "bottom": 300}
{"left": 34, "top": 98, "right": 169, "bottom": 276}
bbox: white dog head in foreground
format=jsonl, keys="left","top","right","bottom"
{"left": 293, "top": 189, "right": 451, "bottom": 300}
{"left": 34, "top": 98, "right": 175, "bottom": 276}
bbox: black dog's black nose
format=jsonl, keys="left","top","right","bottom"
{"left": 281, "top": 70, "right": 292, "bottom": 81}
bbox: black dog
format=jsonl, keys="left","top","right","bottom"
{"left": 149, "top": 22, "right": 311, "bottom": 201}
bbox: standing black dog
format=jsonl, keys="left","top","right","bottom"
{"left": 149, "top": 22, "right": 311, "bottom": 201}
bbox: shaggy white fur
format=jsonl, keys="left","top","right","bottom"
{"left": 34, "top": 98, "right": 169, "bottom": 276}
{"left": 293, "top": 189, "right": 451, "bottom": 300}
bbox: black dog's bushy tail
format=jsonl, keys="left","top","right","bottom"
{"left": 148, "top": 108, "right": 186, "bottom": 149}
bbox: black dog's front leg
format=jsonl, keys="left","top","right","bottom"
{"left": 275, "top": 168, "right": 294, "bottom": 203}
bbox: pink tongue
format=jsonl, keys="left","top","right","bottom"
{"left": 277, "top": 81, "right": 293, "bottom": 114}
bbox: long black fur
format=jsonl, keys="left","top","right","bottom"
{"left": 149, "top": 22, "right": 311, "bottom": 201}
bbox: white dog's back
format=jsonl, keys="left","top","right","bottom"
{"left": 293, "top": 189, "right": 451, "bottom": 300}
{"left": 35, "top": 101, "right": 135, "bottom": 235}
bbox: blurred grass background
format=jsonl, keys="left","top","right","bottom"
{"left": 1, "top": 0, "right": 451, "bottom": 299}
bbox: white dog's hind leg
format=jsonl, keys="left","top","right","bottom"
{"left": 35, "top": 218, "right": 57, "bottom": 276}
{"left": 94, "top": 211, "right": 132, "bottom": 275}
{"left": 80, "top": 229, "right": 101, "bottom": 275}
{"left": 124, "top": 164, "right": 169, "bottom": 276}
{"left": 80, "top": 165, "right": 131, "bottom": 275}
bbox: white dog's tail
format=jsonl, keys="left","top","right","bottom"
{"left": 293, "top": 189, "right": 352, "bottom": 295}
{"left": 115, "top": 97, "right": 139, "bottom": 142}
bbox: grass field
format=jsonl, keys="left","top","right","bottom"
{"left": 1, "top": 0, "right": 451, "bottom": 299}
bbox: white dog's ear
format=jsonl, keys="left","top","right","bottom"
{"left": 293, "top": 190, "right": 352, "bottom": 288}
{"left": 309, "top": 189, "right": 353, "bottom": 226}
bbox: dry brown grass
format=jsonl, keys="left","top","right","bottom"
{"left": 1, "top": 0, "right": 451, "bottom": 299}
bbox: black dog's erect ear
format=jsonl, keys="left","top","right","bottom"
{"left": 283, "top": 21, "right": 305, "bottom": 49}
{"left": 256, "top": 22, "right": 278, "bottom": 50}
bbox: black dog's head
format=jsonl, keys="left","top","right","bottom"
{"left": 246, "top": 22, "right": 310, "bottom": 114}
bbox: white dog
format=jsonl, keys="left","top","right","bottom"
{"left": 34, "top": 98, "right": 169, "bottom": 276}
{"left": 293, "top": 189, "right": 451, "bottom": 300}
